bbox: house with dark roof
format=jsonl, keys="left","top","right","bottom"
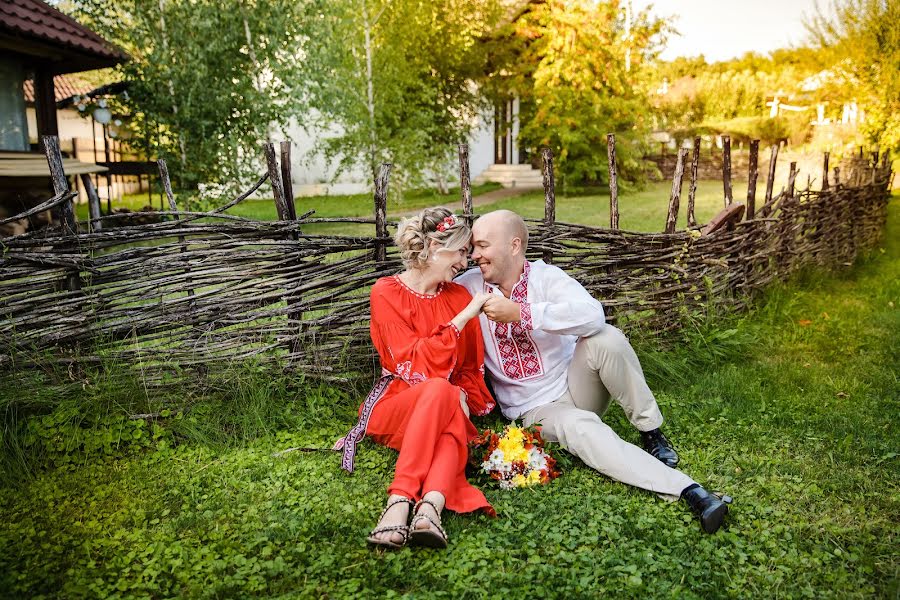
{"left": 0, "top": 0, "right": 130, "bottom": 233}
{"left": 0, "top": 0, "right": 128, "bottom": 148}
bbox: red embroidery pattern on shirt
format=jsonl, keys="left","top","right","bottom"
{"left": 488, "top": 262, "right": 544, "bottom": 380}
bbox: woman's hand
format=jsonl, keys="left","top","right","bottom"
{"left": 451, "top": 292, "right": 491, "bottom": 331}
{"left": 459, "top": 389, "right": 470, "bottom": 418}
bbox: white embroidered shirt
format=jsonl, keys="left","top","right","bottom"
{"left": 456, "top": 260, "right": 607, "bottom": 419}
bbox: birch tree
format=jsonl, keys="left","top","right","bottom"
{"left": 301, "top": 0, "right": 504, "bottom": 192}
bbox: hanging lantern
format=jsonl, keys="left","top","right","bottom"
{"left": 93, "top": 107, "right": 112, "bottom": 124}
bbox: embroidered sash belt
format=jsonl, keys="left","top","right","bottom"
{"left": 332, "top": 369, "right": 394, "bottom": 473}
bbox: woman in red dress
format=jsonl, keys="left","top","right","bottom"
{"left": 335, "top": 207, "right": 495, "bottom": 549}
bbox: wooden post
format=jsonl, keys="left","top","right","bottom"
{"left": 278, "top": 142, "right": 306, "bottom": 356}
{"left": 822, "top": 152, "right": 830, "bottom": 191}
{"left": 541, "top": 148, "right": 556, "bottom": 264}
{"left": 606, "top": 134, "right": 619, "bottom": 229}
{"left": 263, "top": 142, "right": 289, "bottom": 221}
{"left": 687, "top": 136, "right": 700, "bottom": 227}
{"left": 42, "top": 135, "right": 81, "bottom": 292}
{"left": 746, "top": 139, "right": 759, "bottom": 219}
{"left": 787, "top": 162, "right": 797, "bottom": 196}
{"left": 280, "top": 142, "right": 297, "bottom": 221}
{"left": 158, "top": 159, "right": 178, "bottom": 211}
{"left": 374, "top": 163, "right": 392, "bottom": 263}
{"left": 665, "top": 148, "right": 688, "bottom": 233}
{"left": 43, "top": 136, "right": 76, "bottom": 233}
{"left": 833, "top": 166, "right": 841, "bottom": 187}
{"left": 79, "top": 173, "right": 103, "bottom": 232}
{"left": 764, "top": 144, "right": 779, "bottom": 205}
{"left": 158, "top": 159, "right": 194, "bottom": 302}
{"left": 458, "top": 143, "right": 473, "bottom": 226}
{"left": 722, "top": 135, "right": 733, "bottom": 206}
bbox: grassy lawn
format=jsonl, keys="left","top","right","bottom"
{"left": 74, "top": 183, "right": 501, "bottom": 221}
{"left": 75, "top": 179, "right": 747, "bottom": 234}
{"left": 474, "top": 179, "right": 752, "bottom": 231}
{"left": 3, "top": 196, "right": 896, "bottom": 598}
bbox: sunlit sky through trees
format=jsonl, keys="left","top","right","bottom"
{"left": 633, "top": 0, "right": 823, "bottom": 62}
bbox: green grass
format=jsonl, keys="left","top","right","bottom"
{"left": 473, "top": 179, "right": 752, "bottom": 231}
{"left": 74, "top": 183, "right": 502, "bottom": 222}
{"left": 2, "top": 196, "right": 896, "bottom": 598}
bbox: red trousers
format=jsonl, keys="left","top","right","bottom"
{"left": 366, "top": 378, "right": 494, "bottom": 515}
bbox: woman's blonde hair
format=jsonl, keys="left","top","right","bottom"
{"left": 394, "top": 207, "right": 471, "bottom": 269}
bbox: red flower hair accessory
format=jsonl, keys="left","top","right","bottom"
{"left": 436, "top": 215, "right": 457, "bottom": 232}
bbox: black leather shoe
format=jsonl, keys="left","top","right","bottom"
{"left": 681, "top": 485, "right": 731, "bottom": 534}
{"left": 640, "top": 428, "right": 679, "bottom": 467}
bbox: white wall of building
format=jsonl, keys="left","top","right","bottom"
{"left": 279, "top": 108, "right": 497, "bottom": 197}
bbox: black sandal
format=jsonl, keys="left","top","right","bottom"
{"left": 367, "top": 496, "right": 414, "bottom": 549}
{"left": 409, "top": 498, "right": 448, "bottom": 548}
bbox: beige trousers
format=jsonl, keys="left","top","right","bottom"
{"left": 521, "top": 326, "right": 695, "bottom": 499}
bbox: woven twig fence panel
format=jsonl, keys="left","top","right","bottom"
{"left": 0, "top": 142, "right": 892, "bottom": 387}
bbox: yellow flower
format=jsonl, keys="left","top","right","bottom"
{"left": 504, "top": 426, "right": 525, "bottom": 445}
{"left": 511, "top": 474, "right": 527, "bottom": 488}
{"left": 497, "top": 436, "right": 529, "bottom": 463}
{"left": 527, "top": 470, "right": 541, "bottom": 485}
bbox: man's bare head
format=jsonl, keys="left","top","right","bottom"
{"left": 476, "top": 210, "right": 528, "bottom": 250}
{"left": 471, "top": 210, "right": 528, "bottom": 288}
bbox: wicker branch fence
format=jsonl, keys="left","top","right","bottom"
{"left": 0, "top": 136, "right": 892, "bottom": 387}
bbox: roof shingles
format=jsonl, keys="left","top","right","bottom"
{"left": 0, "top": 0, "right": 127, "bottom": 63}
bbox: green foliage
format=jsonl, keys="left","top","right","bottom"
{"left": 300, "top": 0, "right": 504, "bottom": 193}
{"left": 63, "top": 0, "right": 312, "bottom": 190}
{"left": 648, "top": 49, "right": 823, "bottom": 144}
{"left": 806, "top": 0, "right": 900, "bottom": 153}
{"left": 490, "top": 0, "right": 667, "bottom": 190}
{"left": 697, "top": 114, "right": 811, "bottom": 147}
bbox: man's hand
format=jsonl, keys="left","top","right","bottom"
{"left": 483, "top": 295, "right": 522, "bottom": 323}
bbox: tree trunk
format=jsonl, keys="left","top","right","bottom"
{"left": 158, "top": 0, "right": 188, "bottom": 172}
{"left": 361, "top": 0, "right": 378, "bottom": 181}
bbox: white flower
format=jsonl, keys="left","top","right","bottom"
{"left": 527, "top": 447, "right": 548, "bottom": 471}
{"left": 482, "top": 449, "right": 511, "bottom": 474}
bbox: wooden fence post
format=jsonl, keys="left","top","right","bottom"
{"left": 833, "top": 166, "right": 841, "bottom": 187}
{"left": 42, "top": 135, "right": 81, "bottom": 292}
{"left": 263, "top": 142, "right": 289, "bottom": 222}
{"left": 606, "top": 134, "right": 619, "bottom": 229}
{"left": 79, "top": 173, "right": 103, "bottom": 232}
{"left": 722, "top": 135, "right": 733, "bottom": 206}
{"left": 764, "top": 144, "right": 779, "bottom": 205}
{"left": 374, "top": 163, "right": 392, "bottom": 263}
{"left": 687, "top": 136, "right": 700, "bottom": 227}
{"left": 665, "top": 148, "right": 688, "bottom": 233}
{"left": 822, "top": 152, "right": 830, "bottom": 191}
{"left": 158, "top": 159, "right": 195, "bottom": 304}
{"left": 541, "top": 148, "right": 556, "bottom": 264}
{"left": 280, "top": 142, "right": 297, "bottom": 221}
{"left": 787, "top": 162, "right": 797, "bottom": 197}
{"left": 746, "top": 139, "right": 759, "bottom": 219}
{"left": 458, "top": 143, "right": 473, "bottom": 226}
{"left": 277, "top": 142, "right": 307, "bottom": 356}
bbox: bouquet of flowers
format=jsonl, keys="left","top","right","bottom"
{"left": 470, "top": 423, "right": 561, "bottom": 489}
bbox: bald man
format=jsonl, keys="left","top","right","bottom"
{"left": 456, "top": 210, "right": 730, "bottom": 534}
